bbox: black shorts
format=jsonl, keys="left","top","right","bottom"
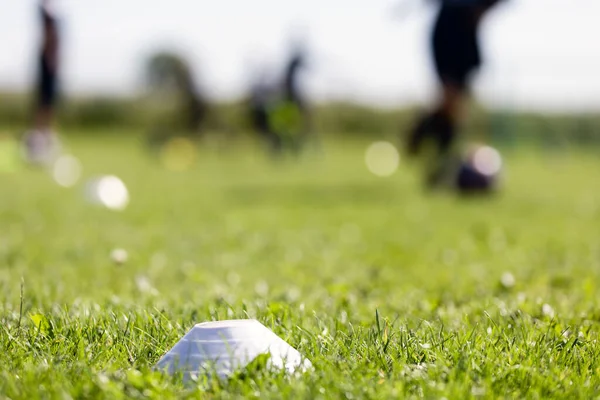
{"left": 431, "top": 5, "right": 481, "bottom": 89}
{"left": 37, "top": 58, "right": 58, "bottom": 108}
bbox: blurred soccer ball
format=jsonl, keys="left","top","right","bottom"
{"left": 455, "top": 144, "right": 503, "bottom": 194}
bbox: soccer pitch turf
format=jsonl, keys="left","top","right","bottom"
{"left": 1, "top": 133, "right": 600, "bottom": 398}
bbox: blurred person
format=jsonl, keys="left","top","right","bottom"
{"left": 403, "top": 0, "right": 505, "bottom": 186}
{"left": 144, "top": 52, "right": 207, "bottom": 141}
{"left": 283, "top": 43, "right": 313, "bottom": 142}
{"left": 23, "top": 0, "right": 62, "bottom": 166}
{"left": 283, "top": 45, "right": 308, "bottom": 115}
{"left": 248, "top": 44, "right": 312, "bottom": 157}
{"left": 271, "top": 44, "right": 312, "bottom": 155}
{"left": 248, "top": 66, "right": 281, "bottom": 154}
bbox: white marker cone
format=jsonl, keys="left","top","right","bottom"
{"left": 155, "top": 319, "right": 311, "bottom": 381}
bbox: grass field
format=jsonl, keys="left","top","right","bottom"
{"left": 1, "top": 131, "right": 600, "bottom": 399}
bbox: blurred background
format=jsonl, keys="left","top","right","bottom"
{"left": 1, "top": 0, "right": 599, "bottom": 156}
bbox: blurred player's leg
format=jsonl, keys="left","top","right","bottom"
{"left": 404, "top": 1, "right": 503, "bottom": 187}
{"left": 24, "top": 0, "right": 61, "bottom": 166}
{"left": 281, "top": 44, "right": 311, "bottom": 153}
{"left": 405, "top": 3, "right": 474, "bottom": 155}
{"left": 253, "top": 101, "right": 283, "bottom": 156}
{"left": 247, "top": 70, "right": 284, "bottom": 156}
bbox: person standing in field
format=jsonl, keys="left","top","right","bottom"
{"left": 271, "top": 43, "right": 312, "bottom": 154}
{"left": 23, "top": 0, "right": 62, "bottom": 165}
{"left": 282, "top": 46, "right": 308, "bottom": 117}
{"left": 248, "top": 66, "right": 280, "bottom": 154}
{"left": 403, "top": 0, "right": 505, "bottom": 186}
{"left": 249, "top": 43, "right": 312, "bottom": 156}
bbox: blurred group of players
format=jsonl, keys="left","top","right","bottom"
{"left": 20, "top": 0, "right": 507, "bottom": 193}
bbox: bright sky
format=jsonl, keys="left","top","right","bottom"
{"left": 0, "top": 0, "right": 599, "bottom": 111}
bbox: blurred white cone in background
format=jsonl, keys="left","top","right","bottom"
{"left": 155, "top": 319, "right": 312, "bottom": 381}
{"left": 85, "top": 175, "right": 129, "bottom": 211}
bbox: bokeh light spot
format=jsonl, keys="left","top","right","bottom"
{"left": 86, "top": 175, "right": 129, "bottom": 211}
{"left": 52, "top": 155, "right": 82, "bottom": 187}
{"left": 110, "top": 248, "right": 129, "bottom": 265}
{"left": 160, "top": 137, "right": 197, "bottom": 172}
{"left": 365, "top": 141, "right": 400, "bottom": 177}
{"left": 472, "top": 146, "right": 502, "bottom": 176}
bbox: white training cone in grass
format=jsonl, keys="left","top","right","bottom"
{"left": 155, "top": 319, "right": 311, "bottom": 381}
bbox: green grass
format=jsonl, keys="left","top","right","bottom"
{"left": 1, "top": 131, "right": 600, "bottom": 399}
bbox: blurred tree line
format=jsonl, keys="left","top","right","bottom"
{"left": 1, "top": 51, "right": 600, "bottom": 148}
{"left": 2, "top": 91, "right": 600, "bottom": 147}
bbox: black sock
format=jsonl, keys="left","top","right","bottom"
{"left": 406, "top": 111, "right": 456, "bottom": 156}
{"left": 406, "top": 113, "right": 435, "bottom": 156}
